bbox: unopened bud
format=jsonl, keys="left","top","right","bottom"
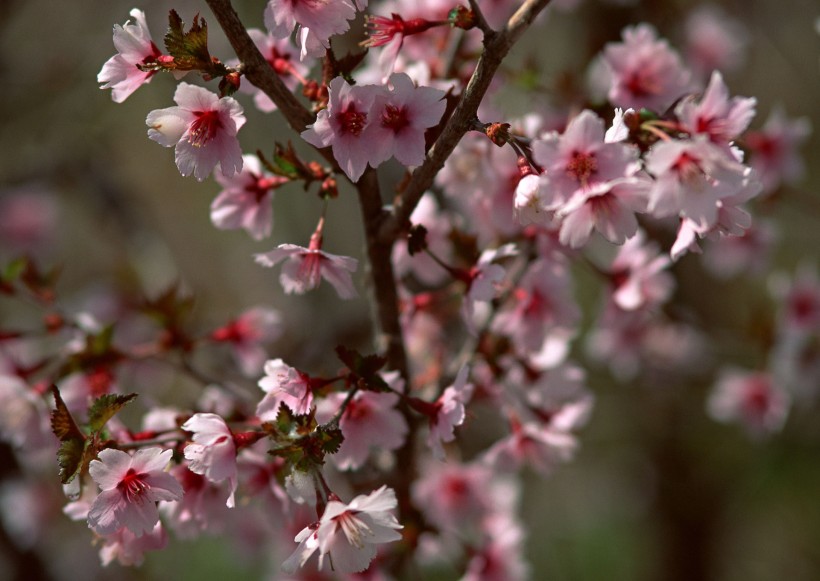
{"left": 485, "top": 122, "right": 511, "bottom": 147}
{"left": 449, "top": 6, "right": 477, "bottom": 30}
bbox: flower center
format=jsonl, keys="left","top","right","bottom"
{"left": 381, "top": 104, "right": 410, "bottom": 133}
{"left": 117, "top": 468, "right": 149, "bottom": 502}
{"left": 188, "top": 110, "right": 223, "bottom": 147}
{"left": 297, "top": 251, "right": 323, "bottom": 289}
{"left": 566, "top": 151, "right": 598, "bottom": 185}
{"left": 334, "top": 510, "right": 372, "bottom": 549}
{"left": 337, "top": 105, "right": 367, "bottom": 137}
{"left": 672, "top": 152, "right": 707, "bottom": 189}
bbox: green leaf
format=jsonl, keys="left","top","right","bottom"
{"left": 56, "top": 439, "right": 87, "bottom": 485}
{"left": 2, "top": 257, "right": 27, "bottom": 283}
{"left": 87, "top": 393, "right": 138, "bottom": 434}
{"left": 165, "top": 10, "right": 210, "bottom": 69}
{"left": 50, "top": 386, "right": 87, "bottom": 484}
{"left": 315, "top": 425, "right": 343, "bottom": 455}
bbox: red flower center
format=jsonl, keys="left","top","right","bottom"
{"left": 118, "top": 468, "right": 149, "bottom": 502}
{"left": 188, "top": 110, "right": 223, "bottom": 147}
{"left": 381, "top": 104, "right": 410, "bottom": 133}
{"left": 566, "top": 151, "right": 598, "bottom": 185}
{"left": 337, "top": 105, "right": 367, "bottom": 136}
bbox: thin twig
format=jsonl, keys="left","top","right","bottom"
{"left": 378, "top": 0, "right": 553, "bottom": 244}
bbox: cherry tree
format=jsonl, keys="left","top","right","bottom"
{"left": 0, "top": 1, "right": 817, "bottom": 579}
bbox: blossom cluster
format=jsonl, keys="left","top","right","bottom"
{"left": 0, "top": 0, "right": 815, "bottom": 579}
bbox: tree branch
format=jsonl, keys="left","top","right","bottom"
{"left": 355, "top": 169, "right": 409, "bottom": 380}
{"left": 378, "top": 0, "right": 552, "bottom": 243}
{"left": 205, "top": 0, "right": 314, "bottom": 132}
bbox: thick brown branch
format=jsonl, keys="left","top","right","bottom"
{"left": 355, "top": 169, "right": 409, "bottom": 380}
{"left": 378, "top": 0, "right": 552, "bottom": 243}
{"left": 205, "top": 0, "right": 314, "bottom": 132}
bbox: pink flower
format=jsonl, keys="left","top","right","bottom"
{"left": 557, "top": 175, "right": 650, "bottom": 248}
{"left": 773, "top": 264, "right": 820, "bottom": 335}
{"left": 603, "top": 24, "right": 693, "bottom": 112}
{"left": 98, "top": 522, "right": 168, "bottom": 567}
{"left": 392, "top": 193, "right": 454, "bottom": 286}
{"left": 708, "top": 369, "right": 789, "bottom": 437}
{"left": 493, "top": 258, "right": 580, "bottom": 353}
{"left": 317, "top": 383, "right": 408, "bottom": 470}
{"left": 462, "top": 245, "right": 517, "bottom": 333}
{"left": 746, "top": 107, "right": 812, "bottom": 195}
{"left": 363, "top": 73, "right": 446, "bottom": 168}
{"left": 255, "top": 239, "right": 359, "bottom": 299}
{"left": 684, "top": 5, "right": 748, "bottom": 80}
{"left": 181, "top": 413, "right": 238, "bottom": 508}
{"left": 301, "top": 77, "right": 382, "bottom": 182}
{"left": 265, "top": 0, "right": 357, "bottom": 59}
{"left": 98, "top": 9, "right": 162, "bottom": 103}
{"left": 513, "top": 174, "right": 551, "bottom": 226}
{"left": 411, "top": 461, "right": 496, "bottom": 534}
{"left": 243, "top": 29, "right": 311, "bottom": 113}
{"left": 645, "top": 137, "right": 749, "bottom": 230}
{"left": 704, "top": 220, "right": 776, "bottom": 279}
{"left": 211, "top": 306, "right": 283, "bottom": 376}
{"left": 257, "top": 359, "right": 314, "bottom": 418}
{"left": 146, "top": 82, "right": 246, "bottom": 181}
{"left": 676, "top": 71, "right": 756, "bottom": 147}
{"left": 424, "top": 366, "right": 473, "bottom": 460}
{"left": 282, "top": 485, "right": 403, "bottom": 574}
{"left": 609, "top": 231, "right": 674, "bottom": 310}
{"left": 462, "top": 513, "right": 529, "bottom": 581}
{"left": 161, "top": 466, "right": 232, "bottom": 538}
{"left": 211, "top": 155, "right": 288, "bottom": 241}
{"left": 483, "top": 421, "right": 578, "bottom": 475}
{"left": 532, "top": 110, "right": 639, "bottom": 210}
{"left": 87, "top": 448, "right": 183, "bottom": 536}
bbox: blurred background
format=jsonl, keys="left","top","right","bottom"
{"left": 1, "top": 0, "right": 819, "bottom": 579}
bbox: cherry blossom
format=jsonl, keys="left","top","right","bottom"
{"left": 392, "top": 193, "right": 454, "bottom": 286}
{"left": 87, "top": 448, "right": 183, "bottom": 536}
{"left": 676, "top": 71, "right": 756, "bottom": 147}
{"left": 264, "top": 0, "right": 357, "bottom": 59}
{"left": 254, "top": 234, "right": 359, "bottom": 299}
{"left": 494, "top": 258, "right": 580, "bottom": 354}
{"left": 411, "top": 461, "right": 498, "bottom": 535}
{"left": 256, "top": 359, "right": 315, "bottom": 419}
{"left": 146, "top": 82, "right": 246, "bottom": 181}
{"left": 317, "top": 387, "right": 408, "bottom": 470}
{"left": 423, "top": 365, "right": 473, "bottom": 460}
{"left": 462, "top": 245, "right": 517, "bottom": 332}
{"left": 211, "top": 154, "right": 287, "bottom": 241}
{"left": 746, "top": 107, "right": 812, "bottom": 195}
{"left": 363, "top": 73, "right": 446, "bottom": 168}
{"left": 684, "top": 5, "right": 749, "bottom": 79}
{"left": 161, "top": 466, "right": 232, "bottom": 538}
{"left": 302, "top": 77, "right": 382, "bottom": 182}
{"left": 708, "top": 369, "right": 789, "bottom": 437}
{"left": 210, "top": 306, "right": 283, "bottom": 377}
{"left": 98, "top": 9, "right": 162, "bottom": 103}
{"left": 243, "top": 29, "right": 311, "bottom": 113}
{"left": 603, "top": 24, "right": 693, "bottom": 112}
{"left": 282, "top": 485, "right": 403, "bottom": 574}
{"left": 98, "top": 523, "right": 168, "bottom": 567}
{"left": 181, "top": 413, "right": 238, "bottom": 508}
{"left": 532, "top": 110, "right": 639, "bottom": 210}
{"left": 608, "top": 231, "right": 674, "bottom": 311}
{"left": 645, "top": 137, "right": 749, "bottom": 230}
{"left": 556, "top": 175, "right": 650, "bottom": 248}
